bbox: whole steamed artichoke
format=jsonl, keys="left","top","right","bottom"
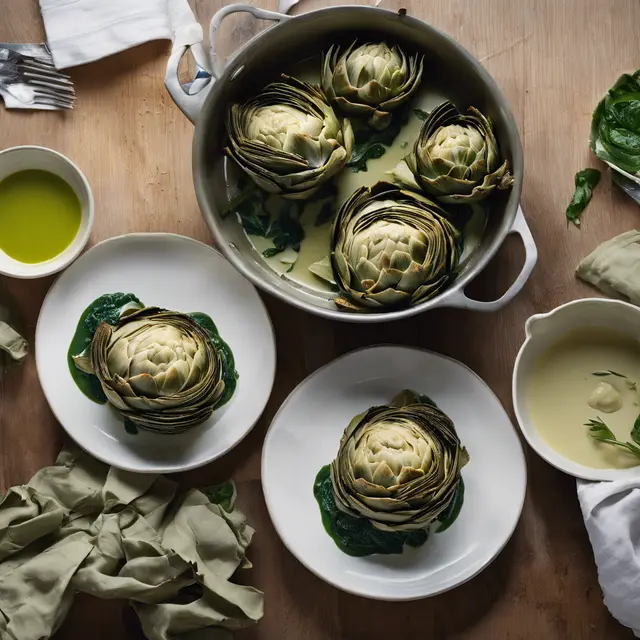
{"left": 392, "top": 101, "right": 514, "bottom": 204}
{"left": 225, "top": 75, "right": 354, "bottom": 200}
{"left": 321, "top": 41, "right": 424, "bottom": 131}
{"left": 330, "top": 181, "right": 460, "bottom": 311}
{"left": 330, "top": 390, "right": 469, "bottom": 532}
{"left": 74, "top": 307, "right": 227, "bottom": 434}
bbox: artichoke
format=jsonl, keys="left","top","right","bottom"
{"left": 74, "top": 307, "right": 226, "bottom": 434}
{"left": 330, "top": 181, "right": 460, "bottom": 310}
{"left": 330, "top": 390, "right": 469, "bottom": 532}
{"left": 393, "top": 101, "right": 513, "bottom": 204}
{"left": 321, "top": 41, "right": 424, "bottom": 131}
{"left": 225, "top": 75, "right": 354, "bottom": 200}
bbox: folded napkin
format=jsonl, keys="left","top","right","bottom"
{"left": 39, "top": 0, "right": 203, "bottom": 69}
{"left": 0, "top": 288, "right": 28, "bottom": 379}
{"left": 578, "top": 479, "right": 640, "bottom": 636}
{"left": 0, "top": 447, "right": 263, "bottom": 640}
{"left": 576, "top": 230, "right": 640, "bottom": 304}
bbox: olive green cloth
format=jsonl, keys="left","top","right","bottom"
{"left": 576, "top": 230, "right": 640, "bottom": 304}
{"left": 0, "top": 448, "right": 263, "bottom": 640}
{"left": 0, "top": 294, "right": 28, "bottom": 380}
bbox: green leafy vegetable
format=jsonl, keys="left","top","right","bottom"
{"left": 585, "top": 417, "right": 640, "bottom": 458}
{"left": 313, "top": 465, "right": 429, "bottom": 556}
{"left": 413, "top": 108, "right": 429, "bottom": 121}
{"left": 201, "top": 482, "right": 236, "bottom": 512}
{"left": 591, "top": 70, "right": 640, "bottom": 176}
{"left": 347, "top": 112, "right": 408, "bottom": 173}
{"left": 264, "top": 202, "right": 304, "bottom": 257}
{"left": 566, "top": 168, "right": 601, "bottom": 227}
{"left": 632, "top": 416, "right": 640, "bottom": 446}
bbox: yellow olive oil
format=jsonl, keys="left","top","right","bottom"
{"left": 0, "top": 169, "right": 82, "bottom": 263}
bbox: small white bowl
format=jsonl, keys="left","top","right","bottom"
{"left": 0, "top": 146, "right": 94, "bottom": 278}
{"left": 513, "top": 298, "right": 640, "bottom": 481}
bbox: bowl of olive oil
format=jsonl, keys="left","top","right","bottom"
{"left": 0, "top": 146, "right": 93, "bottom": 278}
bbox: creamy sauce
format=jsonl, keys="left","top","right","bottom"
{"left": 527, "top": 327, "right": 640, "bottom": 469}
{"left": 224, "top": 59, "right": 488, "bottom": 294}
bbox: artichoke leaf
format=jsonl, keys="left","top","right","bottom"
{"left": 308, "top": 256, "right": 336, "bottom": 285}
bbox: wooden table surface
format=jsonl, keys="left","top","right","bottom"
{"left": 1, "top": 0, "right": 638, "bottom": 638}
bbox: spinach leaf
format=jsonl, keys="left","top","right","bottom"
{"left": 263, "top": 202, "right": 304, "bottom": 257}
{"left": 347, "top": 112, "right": 408, "bottom": 173}
{"left": 566, "top": 168, "right": 601, "bottom": 227}
{"left": 590, "top": 70, "right": 640, "bottom": 175}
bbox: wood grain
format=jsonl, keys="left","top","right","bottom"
{"left": 0, "top": 0, "right": 637, "bottom": 638}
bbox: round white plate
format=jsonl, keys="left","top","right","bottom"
{"left": 262, "top": 345, "right": 527, "bottom": 600}
{"left": 36, "top": 233, "right": 276, "bottom": 473}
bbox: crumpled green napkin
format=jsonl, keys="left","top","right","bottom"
{"left": 576, "top": 230, "right": 640, "bottom": 304}
{"left": 0, "top": 448, "right": 263, "bottom": 640}
{"left": 0, "top": 294, "right": 28, "bottom": 380}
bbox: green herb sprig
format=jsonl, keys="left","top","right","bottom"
{"left": 591, "top": 370, "right": 628, "bottom": 378}
{"left": 585, "top": 416, "right": 640, "bottom": 458}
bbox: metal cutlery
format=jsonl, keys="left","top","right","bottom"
{"left": 0, "top": 44, "right": 75, "bottom": 110}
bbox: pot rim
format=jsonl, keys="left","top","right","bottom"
{"left": 193, "top": 5, "right": 525, "bottom": 323}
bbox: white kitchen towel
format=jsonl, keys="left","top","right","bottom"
{"left": 577, "top": 478, "right": 640, "bottom": 637}
{"left": 38, "top": 0, "right": 203, "bottom": 69}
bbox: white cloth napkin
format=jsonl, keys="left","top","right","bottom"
{"left": 38, "top": 0, "right": 203, "bottom": 69}
{"left": 578, "top": 478, "right": 640, "bottom": 636}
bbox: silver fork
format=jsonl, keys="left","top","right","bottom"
{"left": 0, "top": 81, "right": 74, "bottom": 109}
{"left": 0, "top": 46, "right": 75, "bottom": 109}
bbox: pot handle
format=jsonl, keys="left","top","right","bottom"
{"left": 210, "top": 4, "right": 293, "bottom": 80}
{"left": 445, "top": 205, "right": 538, "bottom": 312}
{"left": 165, "top": 3, "right": 291, "bottom": 124}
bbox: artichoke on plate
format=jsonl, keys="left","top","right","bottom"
{"left": 225, "top": 75, "right": 354, "bottom": 200}
{"left": 330, "top": 390, "right": 469, "bottom": 532}
{"left": 321, "top": 41, "right": 424, "bottom": 131}
{"left": 74, "top": 307, "right": 226, "bottom": 434}
{"left": 330, "top": 181, "right": 460, "bottom": 311}
{"left": 392, "top": 100, "right": 513, "bottom": 204}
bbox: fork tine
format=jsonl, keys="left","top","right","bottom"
{"left": 22, "top": 69, "right": 74, "bottom": 88}
{"left": 21, "top": 56, "right": 57, "bottom": 70}
{"left": 34, "top": 95, "right": 74, "bottom": 109}
{"left": 34, "top": 86, "right": 75, "bottom": 103}
{"left": 29, "top": 78, "right": 75, "bottom": 98}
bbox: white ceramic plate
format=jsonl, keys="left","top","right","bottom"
{"left": 36, "top": 233, "right": 276, "bottom": 473}
{"left": 262, "top": 345, "right": 527, "bottom": 600}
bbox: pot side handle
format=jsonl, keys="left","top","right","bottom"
{"left": 209, "top": 4, "right": 293, "bottom": 80}
{"left": 445, "top": 205, "right": 538, "bottom": 312}
{"left": 165, "top": 3, "right": 291, "bottom": 124}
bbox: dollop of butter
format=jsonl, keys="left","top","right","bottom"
{"left": 588, "top": 382, "right": 623, "bottom": 413}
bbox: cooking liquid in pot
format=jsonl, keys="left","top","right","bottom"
{"left": 224, "top": 60, "right": 487, "bottom": 294}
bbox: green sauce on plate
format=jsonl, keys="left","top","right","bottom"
{"left": 0, "top": 170, "right": 81, "bottom": 263}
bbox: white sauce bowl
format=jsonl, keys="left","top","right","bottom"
{"left": 512, "top": 298, "right": 640, "bottom": 481}
{"left": 0, "top": 146, "right": 94, "bottom": 279}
